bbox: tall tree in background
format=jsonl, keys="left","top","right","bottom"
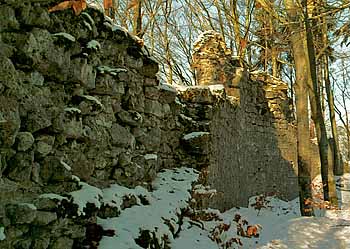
{"left": 334, "top": 60, "right": 350, "bottom": 161}
{"left": 132, "top": 0, "right": 143, "bottom": 36}
{"left": 302, "top": 0, "right": 338, "bottom": 206}
{"left": 319, "top": 9, "right": 344, "bottom": 175}
{"left": 284, "top": 0, "right": 314, "bottom": 216}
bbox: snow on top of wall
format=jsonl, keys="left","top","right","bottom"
{"left": 86, "top": 0, "right": 104, "bottom": 12}
{"left": 172, "top": 83, "right": 188, "bottom": 92}
{"left": 87, "top": 40, "right": 101, "bottom": 50}
{"left": 0, "top": 227, "right": 5, "bottom": 241}
{"left": 60, "top": 158, "right": 72, "bottom": 171}
{"left": 19, "top": 203, "right": 37, "bottom": 210}
{"left": 52, "top": 32, "right": 76, "bottom": 42}
{"left": 193, "top": 184, "right": 217, "bottom": 197}
{"left": 193, "top": 30, "right": 221, "bottom": 50}
{"left": 159, "top": 83, "right": 177, "bottom": 93}
{"left": 98, "top": 167, "right": 199, "bottom": 249}
{"left": 208, "top": 84, "right": 225, "bottom": 96}
{"left": 208, "top": 84, "right": 225, "bottom": 91}
{"left": 69, "top": 182, "right": 103, "bottom": 216}
{"left": 96, "top": 66, "right": 128, "bottom": 75}
{"left": 192, "top": 30, "right": 228, "bottom": 55}
{"left": 183, "top": 131, "right": 210, "bottom": 141}
{"left": 39, "top": 193, "right": 68, "bottom": 202}
{"left": 144, "top": 154, "right": 158, "bottom": 160}
{"left": 64, "top": 107, "right": 81, "bottom": 114}
{"left": 81, "top": 95, "right": 104, "bottom": 109}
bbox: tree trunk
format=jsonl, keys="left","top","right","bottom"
{"left": 284, "top": 0, "right": 314, "bottom": 216}
{"left": 303, "top": 1, "right": 338, "bottom": 206}
{"left": 323, "top": 53, "right": 343, "bottom": 175}
{"left": 231, "top": 0, "right": 242, "bottom": 56}
{"left": 133, "top": 0, "right": 142, "bottom": 36}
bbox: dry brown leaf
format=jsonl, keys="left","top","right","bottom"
{"left": 240, "top": 38, "right": 248, "bottom": 51}
{"left": 72, "top": 0, "right": 87, "bottom": 15}
{"left": 135, "top": 38, "right": 144, "bottom": 47}
{"left": 103, "top": 0, "right": 113, "bottom": 10}
{"left": 246, "top": 224, "right": 261, "bottom": 238}
{"left": 49, "top": 0, "right": 86, "bottom": 15}
{"left": 48, "top": 1, "right": 74, "bottom": 13}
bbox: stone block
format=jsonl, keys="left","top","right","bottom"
{"left": 0, "top": 6, "right": 19, "bottom": 31}
{"left": 181, "top": 131, "right": 210, "bottom": 155}
{"left": 144, "top": 86, "right": 160, "bottom": 100}
{"left": 7, "top": 152, "right": 34, "bottom": 182}
{"left": 0, "top": 96, "right": 20, "bottom": 147}
{"left": 144, "top": 99, "right": 163, "bottom": 118}
{"left": 16, "top": 132, "right": 34, "bottom": 152}
{"left": 35, "top": 135, "right": 55, "bottom": 158}
{"left": 40, "top": 156, "right": 72, "bottom": 183}
{"left": 6, "top": 203, "right": 37, "bottom": 225}
{"left": 50, "top": 237, "right": 73, "bottom": 249}
{"left": 110, "top": 123, "right": 136, "bottom": 149}
{"left": 33, "top": 211, "right": 57, "bottom": 226}
{"left": 118, "top": 110, "right": 143, "bottom": 127}
{"left": 180, "top": 86, "right": 214, "bottom": 104}
{"left": 69, "top": 58, "right": 96, "bottom": 89}
{"left": 18, "top": 5, "right": 51, "bottom": 29}
{"left": 94, "top": 74, "right": 125, "bottom": 95}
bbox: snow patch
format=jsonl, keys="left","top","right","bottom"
{"left": 87, "top": 40, "right": 101, "bottom": 50}
{"left": 86, "top": 0, "right": 104, "bottom": 11}
{"left": 144, "top": 154, "right": 158, "bottom": 160}
{"left": 160, "top": 83, "right": 177, "bottom": 93}
{"left": 19, "top": 203, "right": 37, "bottom": 210}
{"left": 0, "top": 227, "right": 5, "bottom": 241}
{"left": 183, "top": 131, "right": 210, "bottom": 140}
{"left": 83, "top": 20, "right": 93, "bottom": 31}
{"left": 39, "top": 193, "right": 68, "bottom": 202}
{"left": 64, "top": 107, "right": 81, "bottom": 114}
{"left": 193, "top": 184, "right": 217, "bottom": 197}
{"left": 173, "top": 83, "right": 188, "bottom": 92}
{"left": 60, "top": 158, "right": 71, "bottom": 171}
{"left": 72, "top": 175, "right": 80, "bottom": 182}
{"left": 52, "top": 32, "right": 76, "bottom": 42}
{"left": 179, "top": 114, "right": 194, "bottom": 122}
{"left": 112, "top": 24, "right": 129, "bottom": 34}
{"left": 81, "top": 12, "right": 95, "bottom": 26}
{"left": 208, "top": 84, "right": 225, "bottom": 96}
{"left": 81, "top": 95, "right": 104, "bottom": 109}
{"left": 69, "top": 182, "right": 103, "bottom": 216}
{"left": 102, "top": 185, "right": 151, "bottom": 210}
{"left": 98, "top": 167, "right": 199, "bottom": 249}
{"left": 97, "top": 66, "right": 128, "bottom": 75}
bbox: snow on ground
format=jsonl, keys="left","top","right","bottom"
{"left": 97, "top": 167, "right": 199, "bottom": 249}
{"left": 172, "top": 174, "right": 350, "bottom": 249}
{"left": 41, "top": 165, "right": 349, "bottom": 248}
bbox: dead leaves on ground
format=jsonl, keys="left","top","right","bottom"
{"left": 49, "top": 0, "right": 87, "bottom": 16}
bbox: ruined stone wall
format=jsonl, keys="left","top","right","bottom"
{"left": 190, "top": 31, "right": 299, "bottom": 210}
{"left": 0, "top": 3, "right": 299, "bottom": 247}
{"left": 209, "top": 75, "right": 298, "bottom": 209}
{"left": 178, "top": 78, "right": 299, "bottom": 210}
{"left": 0, "top": 2, "right": 193, "bottom": 248}
{"left": 191, "top": 30, "right": 247, "bottom": 98}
